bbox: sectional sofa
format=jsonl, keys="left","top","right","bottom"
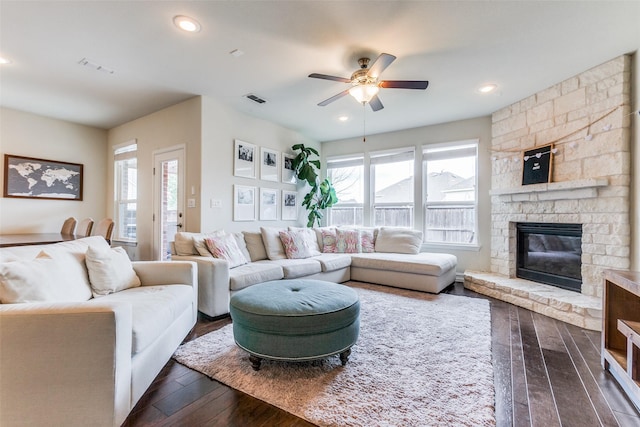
{"left": 0, "top": 236, "right": 198, "bottom": 427}
{"left": 172, "top": 226, "right": 457, "bottom": 318}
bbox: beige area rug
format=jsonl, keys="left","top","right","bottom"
{"left": 173, "top": 282, "right": 496, "bottom": 426}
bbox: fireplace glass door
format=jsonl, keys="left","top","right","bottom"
{"left": 516, "top": 223, "right": 582, "bottom": 292}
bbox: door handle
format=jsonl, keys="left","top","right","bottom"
{"left": 177, "top": 223, "right": 183, "bottom": 228}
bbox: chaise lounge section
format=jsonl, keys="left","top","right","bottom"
{"left": 172, "top": 226, "right": 457, "bottom": 318}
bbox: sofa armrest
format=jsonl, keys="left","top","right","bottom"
{"left": 171, "top": 255, "right": 230, "bottom": 318}
{"left": 0, "top": 301, "right": 133, "bottom": 427}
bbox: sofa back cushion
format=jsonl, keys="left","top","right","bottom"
{"left": 374, "top": 227, "right": 423, "bottom": 254}
{"left": 242, "top": 231, "right": 268, "bottom": 261}
{"left": 173, "top": 232, "right": 200, "bottom": 256}
{"left": 85, "top": 245, "right": 141, "bottom": 297}
{"left": 0, "top": 236, "right": 108, "bottom": 304}
{"left": 260, "top": 227, "right": 287, "bottom": 260}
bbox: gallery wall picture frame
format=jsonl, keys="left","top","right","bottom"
{"left": 281, "top": 152, "right": 296, "bottom": 184}
{"left": 233, "top": 184, "right": 256, "bottom": 221}
{"left": 282, "top": 190, "right": 298, "bottom": 221}
{"left": 259, "top": 187, "right": 278, "bottom": 221}
{"left": 260, "top": 147, "right": 279, "bottom": 182}
{"left": 3, "top": 154, "right": 83, "bottom": 201}
{"left": 522, "top": 144, "right": 554, "bottom": 185}
{"left": 234, "top": 139, "right": 256, "bottom": 179}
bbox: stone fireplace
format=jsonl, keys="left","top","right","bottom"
{"left": 465, "top": 55, "right": 632, "bottom": 331}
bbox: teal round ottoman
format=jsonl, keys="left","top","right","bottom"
{"left": 229, "top": 279, "right": 360, "bottom": 371}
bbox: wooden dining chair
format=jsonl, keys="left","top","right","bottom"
{"left": 76, "top": 218, "right": 94, "bottom": 238}
{"left": 60, "top": 217, "right": 77, "bottom": 235}
{"left": 92, "top": 218, "right": 114, "bottom": 243}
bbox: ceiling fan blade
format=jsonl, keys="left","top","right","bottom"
{"left": 318, "top": 89, "right": 350, "bottom": 106}
{"left": 309, "top": 73, "right": 352, "bottom": 83}
{"left": 369, "top": 95, "right": 384, "bottom": 111}
{"left": 367, "top": 53, "right": 396, "bottom": 78}
{"left": 379, "top": 80, "right": 429, "bottom": 90}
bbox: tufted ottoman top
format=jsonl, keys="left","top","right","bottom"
{"left": 230, "top": 279, "right": 360, "bottom": 336}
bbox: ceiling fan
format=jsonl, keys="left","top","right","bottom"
{"left": 308, "top": 53, "right": 429, "bottom": 111}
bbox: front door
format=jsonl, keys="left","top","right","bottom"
{"left": 153, "top": 147, "right": 185, "bottom": 260}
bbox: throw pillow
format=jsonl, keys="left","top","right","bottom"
{"left": 260, "top": 227, "right": 287, "bottom": 260}
{"left": 375, "top": 227, "right": 423, "bottom": 254}
{"left": 360, "top": 228, "right": 376, "bottom": 253}
{"left": 336, "top": 229, "right": 362, "bottom": 253}
{"left": 173, "top": 232, "right": 201, "bottom": 256}
{"left": 279, "top": 230, "right": 321, "bottom": 259}
{"left": 85, "top": 246, "right": 141, "bottom": 297}
{"left": 0, "top": 251, "right": 93, "bottom": 303}
{"left": 321, "top": 228, "right": 338, "bottom": 253}
{"left": 204, "top": 235, "right": 249, "bottom": 268}
{"left": 288, "top": 226, "right": 322, "bottom": 253}
{"left": 193, "top": 230, "right": 226, "bottom": 257}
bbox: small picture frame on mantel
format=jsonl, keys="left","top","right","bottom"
{"left": 522, "top": 144, "right": 553, "bottom": 185}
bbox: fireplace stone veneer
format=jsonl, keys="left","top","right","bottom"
{"left": 464, "top": 56, "right": 632, "bottom": 331}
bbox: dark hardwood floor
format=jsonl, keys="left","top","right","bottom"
{"left": 123, "top": 282, "right": 640, "bottom": 427}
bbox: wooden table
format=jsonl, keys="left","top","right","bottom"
{"left": 0, "top": 233, "right": 76, "bottom": 248}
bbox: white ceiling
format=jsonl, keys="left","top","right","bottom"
{"left": 1, "top": 1, "right": 638, "bottom": 142}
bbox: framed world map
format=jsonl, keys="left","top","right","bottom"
{"left": 3, "top": 154, "right": 83, "bottom": 200}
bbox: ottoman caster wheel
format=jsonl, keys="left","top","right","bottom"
{"left": 249, "top": 355, "right": 262, "bottom": 371}
{"left": 340, "top": 348, "right": 351, "bottom": 366}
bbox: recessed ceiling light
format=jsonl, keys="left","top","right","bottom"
{"left": 173, "top": 15, "right": 201, "bottom": 33}
{"left": 0, "top": 56, "right": 11, "bottom": 65}
{"left": 338, "top": 115, "right": 349, "bottom": 122}
{"left": 478, "top": 83, "right": 498, "bottom": 94}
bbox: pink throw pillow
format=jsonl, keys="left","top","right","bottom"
{"left": 321, "top": 229, "right": 338, "bottom": 253}
{"left": 279, "top": 230, "right": 320, "bottom": 259}
{"left": 204, "top": 235, "right": 248, "bottom": 268}
{"left": 336, "top": 229, "right": 362, "bottom": 253}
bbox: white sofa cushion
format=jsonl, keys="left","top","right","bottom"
{"left": 94, "top": 284, "right": 193, "bottom": 354}
{"left": 313, "top": 254, "right": 352, "bottom": 272}
{"left": 266, "top": 258, "right": 322, "bottom": 279}
{"left": 85, "top": 246, "right": 141, "bottom": 297}
{"left": 260, "top": 227, "right": 287, "bottom": 260}
{"left": 374, "top": 227, "right": 423, "bottom": 254}
{"left": 229, "top": 262, "right": 284, "bottom": 291}
{"left": 242, "top": 231, "right": 268, "bottom": 261}
{"left": 350, "top": 252, "right": 457, "bottom": 276}
{"left": 0, "top": 250, "right": 93, "bottom": 303}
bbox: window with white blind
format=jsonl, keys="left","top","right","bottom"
{"left": 326, "top": 155, "right": 364, "bottom": 226}
{"left": 371, "top": 148, "right": 415, "bottom": 228}
{"left": 423, "top": 140, "right": 478, "bottom": 245}
{"left": 114, "top": 141, "right": 137, "bottom": 241}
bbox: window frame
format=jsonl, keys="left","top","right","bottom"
{"left": 422, "top": 139, "right": 479, "bottom": 249}
{"left": 113, "top": 140, "right": 138, "bottom": 243}
{"left": 326, "top": 154, "right": 365, "bottom": 227}
{"left": 370, "top": 147, "right": 415, "bottom": 229}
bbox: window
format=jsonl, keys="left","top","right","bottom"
{"left": 114, "top": 141, "right": 137, "bottom": 241}
{"left": 327, "top": 155, "right": 364, "bottom": 226}
{"left": 423, "top": 141, "right": 478, "bottom": 245}
{"left": 371, "top": 148, "right": 414, "bottom": 228}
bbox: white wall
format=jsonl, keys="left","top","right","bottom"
{"left": 0, "top": 107, "right": 107, "bottom": 233}
{"left": 321, "top": 116, "right": 493, "bottom": 274}
{"left": 107, "top": 97, "right": 202, "bottom": 260}
{"left": 200, "top": 96, "right": 319, "bottom": 234}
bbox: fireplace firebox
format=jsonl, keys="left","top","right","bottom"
{"left": 516, "top": 222, "right": 582, "bottom": 292}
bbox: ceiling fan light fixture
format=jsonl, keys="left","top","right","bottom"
{"left": 173, "top": 15, "right": 201, "bottom": 33}
{"left": 349, "top": 84, "right": 379, "bottom": 104}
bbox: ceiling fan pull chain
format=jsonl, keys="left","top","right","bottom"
{"left": 363, "top": 103, "right": 367, "bottom": 143}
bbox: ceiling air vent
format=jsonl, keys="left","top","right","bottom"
{"left": 245, "top": 94, "right": 267, "bottom": 104}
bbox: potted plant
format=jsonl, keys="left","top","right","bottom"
{"left": 291, "top": 143, "right": 338, "bottom": 227}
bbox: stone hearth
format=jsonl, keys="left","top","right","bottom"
{"left": 464, "top": 56, "right": 632, "bottom": 331}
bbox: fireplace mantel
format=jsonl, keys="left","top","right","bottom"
{"left": 490, "top": 178, "right": 608, "bottom": 201}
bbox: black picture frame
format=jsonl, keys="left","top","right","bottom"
{"left": 522, "top": 144, "right": 553, "bottom": 185}
{"left": 3, "top": 154, "right": 83, "bottom": 200}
